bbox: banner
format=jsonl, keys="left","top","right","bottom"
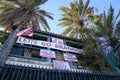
{"left": 40, "top": 49, "right": 55, "bottom": 58}
{"left": 63, "top": 53, "right": 78, "bottom": 62}
{"left": 53, "top": 60, "right": 70, "bottom": 70}
{"left": 16, "top": 36, "right": 82, "bottom": 53}
{"left": 52, "top": 38, "right": 64, "bottom": 45}
{"left": 16, "top": 27, "right": 33, "bottom": 37}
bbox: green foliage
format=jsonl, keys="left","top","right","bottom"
{"left": 78, "top": 30, "right": 111, "bottom": 71}
{"left": 0, "top": 0, "right": 53, "bottom": 32}
{"left": 115, "top": 21, "right": 120, "bottom": 38}
{"left": 0, "top": 31, "right": 9, "bottom": 47}
{"left": 94, "top": 5, "right": 120, "bottom": 40}
{"left": 78, "top": 4, "right": 120, "bottom": 71}
{"left": 0, "top": 0, "right": 14, "bottom": 13}
{"left": 58, "top": 0, "right": 95, "bottom": 39}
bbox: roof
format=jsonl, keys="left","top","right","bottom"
{"left": 33, "top": 29, "right": 82, "bottom": 43}
{"left": 0, "top": 28, "right": 82, "bottom": 43}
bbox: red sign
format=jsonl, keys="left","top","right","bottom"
{"left": 63, "top": 53, "right": 78, "bottom": 62}
{"left": 40, "top": 49, "right": 55, "bottom": 58}
{"left": 16, "top": 27, "right": 33, "bottom": 37}
{"left": 53, "top": 60, "right": 70, "bottom": 70}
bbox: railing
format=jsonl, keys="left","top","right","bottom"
{"left": 0, "top": 64, "right": 120, "bottom": 80}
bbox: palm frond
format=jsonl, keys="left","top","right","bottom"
{"left": 37, "top": 15, "right": 50, "bottom": 31}
{"left": 61, "top": 25, "right": 73, "bottom": 35}
{"left": 37, "top": 9, "right": 54, "bottom": 20}
{"left": 78, "top": 0, "right": 83, "bottom": 18}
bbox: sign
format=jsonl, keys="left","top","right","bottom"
{"left": 53, "top": 60, "right": 70, "bottom": 70}
{"left": 63, "top": 53, "right": 78, "bottom": 62}
{"left": 52, "top": 38, "right": 64, "bottom": 45}
{"left": 16, "top": 36, "right": 82, "bottom": 53}
{"left": 16, "top": 27, "right": 33, "bottom": 37}
{"left": 40, "top": 49, "right": 55, "bottom": 58}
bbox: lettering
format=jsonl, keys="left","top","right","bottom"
{"left": 16, "top": 36, "right": 81, "bottom": 53}
{"left": 32, "top": 40, "right": 38, "bottom": 44}
{"left": 41, "top": 41, "right": 51, "bottom": 47}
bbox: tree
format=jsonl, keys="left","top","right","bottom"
{"left": 0, "top": 0, "right": 53, "bottom": 32}
{"left": 58, "top": 0, "right": 97, "bottom": 39}
{"left": 0, "top": 0, "right": 53, "bottom": 65}
{"left": 79, "top": 32, "right": 112, "bottom": 71}
{"left": 58, "top": 0, "right": 107, "bottom": 70}
{"left": 81, "top": 5, "right": 120, "bottom": 71}
{"left": 94, "top": 5, "right": 120, "bottom": 47}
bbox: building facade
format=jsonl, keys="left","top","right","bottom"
{"left": 6, "top": 28, "right": 82, "bottom": 69}
{"left": 0, "top": 28, "right": 120, "bottom": 80}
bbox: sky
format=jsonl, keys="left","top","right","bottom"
{"left": 41, "top": 0, "right": 120, "bottom": 34}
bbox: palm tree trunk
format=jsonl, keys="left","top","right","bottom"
{"left": 0, "top": 26, "right": 23, "bottom": 65}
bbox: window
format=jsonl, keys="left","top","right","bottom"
{"left": 55, "top": 51, "right": 64, "bottom": 60}
{"left": 31, "top": 49, "right": 43, "bottom": 59}
{"left": 10, "top": 46, "right": 24, "bottom": 56}
{"left": 66, "top": 41, "right": 82, "bottom": 49}
{"left": 33, "top": 33, "right": 48, "bottom": 41}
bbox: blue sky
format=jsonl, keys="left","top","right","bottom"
{"left": 41, "top": 0, "right": 120, "bottom": 34}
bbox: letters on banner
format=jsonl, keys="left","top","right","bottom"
{"left": 63, "top": 53, "right": 78, "bottom": 62}
{"left": 53, "top": 60, "right": 70, "bottom": 70}
{"left": 52, "top": 38, "right": 64, "bottom": 45}
{"left": 40, "top": 49, "right": 55, "bottom": 58}
{"left": 16, "top": 36, "right": 82, "bottom": 53}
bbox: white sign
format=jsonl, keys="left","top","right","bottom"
{"left": 40, "top": 49, "right": 55, "bottom": 58}
{"left": 52, "top": 38, "right": 64, "bottom": 45}
{"left": 53, "top": 60, "right": 70, "bottom": 70}
{"left": 16, "top": 36, "right": 82, "bottom": 53}
{"left": 63, "top": 53, "right": 78, "bottom": 62}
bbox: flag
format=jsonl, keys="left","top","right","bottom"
{"left": 16, "top": 27, "right": 33, "bottom": 37}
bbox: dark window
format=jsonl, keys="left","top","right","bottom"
{"left": 33, "top": 34, "right": 48, "bottom": 41}
{"left": 66, "top": 41, "right": 82, "bottom": 49}
{"left": 10, "top": 46, "right": 24, "bottom": 56}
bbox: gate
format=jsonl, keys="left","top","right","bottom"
{"left": 0, "top": 64, "right": 120, "bottom": 80}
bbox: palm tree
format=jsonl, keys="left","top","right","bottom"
{"left": 114, "top": 21, "right": 120, "bottom": 38}
{"left": 79, "top": 32, "right": 112, "bottom": 71}
{"left": 58, "top": 0, "right": 98, "bottom": 39}
{"left": 94, "top": 5, "right": 120, "bottom": 47}
{"left": 58, "top": 0, "right": 105, "bottom": 70}
{"left": 81, "top": 5, "right": 120, "bottom": 71}
{"left": 0, "top": 0, "right": 53, "bottom": 65}
{"left": 0, "top": 0, "right": 53, "bottom": 32}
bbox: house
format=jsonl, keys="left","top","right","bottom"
{"left": 6, "top": 28, "right": 82, "bottom": 69}
{"left": 0, "top": 28, "right": 120, "bottom": 80}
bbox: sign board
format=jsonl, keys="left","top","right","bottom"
{"left": 16, "top": 36, "right": 81, "bottom": 53}
{"left": 40, "top": 49, "right": 55, "bottom": 58}
{"left": 63, "top": 53, "right": 78, "bottom": 62}
{"left": 53, "top": 60, "right": 70, "bottom": 70}
{"left": 52, "top": 38, "right": 64, "bottom": 45}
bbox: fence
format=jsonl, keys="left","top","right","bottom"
{"left": 0, "top": 64, "right": 120, "bottom": 80}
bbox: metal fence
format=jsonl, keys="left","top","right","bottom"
{"left": 0, "top": 64, "right": 120, "bottom": 80}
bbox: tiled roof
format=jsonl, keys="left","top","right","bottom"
{"left": 33, "top": 29, "right": 81, "bottom": 42}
